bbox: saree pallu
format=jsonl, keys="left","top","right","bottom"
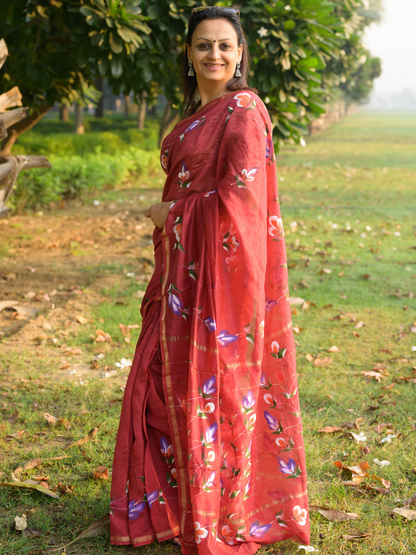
{"left": 110, "top": 91, "right": 310, "bottom": 554}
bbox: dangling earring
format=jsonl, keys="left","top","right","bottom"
{"left": 188, "top": 60, "right": 195, "bottom": 77}
{"left": 235, "top": 61, "right": 241, "bottom": 78}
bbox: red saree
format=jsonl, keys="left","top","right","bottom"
{"left": 110, "top": 91, "right": 310, "bottom": 554}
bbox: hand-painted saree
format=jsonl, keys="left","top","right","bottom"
{"left": 110, "top": 91, "right": 310, "bottom": 554}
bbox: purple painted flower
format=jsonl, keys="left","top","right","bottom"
{"left": 277, "top": 457, "right": 297, "bottom": 475}
{"left": 265, "top": 297, "right": 278, "bottom": 311}
{"left": 204, "top": 422, "right": 218, "bottom": 445}
{"left": 184, "top": 120, "right": 200, "bottom": 134}
{"left": 202, "top": 375, "right": 217, "bottom": 396}
{"left": 160, "top": 437, "right": 169, "bottom": 453}
{"left": 260, "top": 372, "right": 268, "bottom": 387}
{"left": 147, "top": 489, "right": 159, "bottom": 509}
{"left": 217, "top": 330, "right": 239, "bottom": 347}
{"left": 203, "top": 317, "right": 216, "bottom": 332}
{"left": 128, "top": 500, "right": 146, "bottom": 521}
{"left": 168, "top": 292, "right": 183, "bottom": 316}
{"left": 264, "top": 411, "right": 280, "bottom": 431}
{"left": 242, "top": 391, "right": 255, "bottom": 411}
{"left": 265, "top": 137, "right": 272, "bottom": 160}
{"left": 249, "top": 521, "right": 272, "bottom": 537}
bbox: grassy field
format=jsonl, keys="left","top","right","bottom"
{"left": 0, "top": 110, "right": 415, "bottom": 554}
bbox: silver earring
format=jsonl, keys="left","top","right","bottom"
{"left": 235, "top": 61, "right": 241, "bottom": 78}
{"left": 188, "top": 60, "right": 195, "bottom": 77}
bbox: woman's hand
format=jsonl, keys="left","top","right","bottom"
{"left": 145, "top": 201, "right": 174, "bottom": 229}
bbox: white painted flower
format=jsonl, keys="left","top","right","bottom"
{"left": 374, "top": 458, "right": 390, "bottom": 467}
{"left": 293, "top": 505, "right": 308, "bottom": 526}
{"left": 381, "top": 434, "right": 396, "bottom": 444}
{"left": 257, "top": 26, "right": 268, "bottom": 37}
{"left": 115, "top": 357, "right": 132, "bottom": 369}
{"left": 269, "top": 215, "right": 284, "bottom": 237}
{"left": 194, "top": 521, "right": 208, "bottom": 543}
{"left": 204, "top": 402, "right": 215, "bottom": 414}
{"left": 264, "top": 393, "right": 273, "bottom": 404}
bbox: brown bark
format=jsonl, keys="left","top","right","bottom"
{"left": 74, "top": 103, "right": 84, "bottom": 134}
{"left": 137, "top": 94, "right": 147, "bottom": 129}
{"left": 0, "top": 106, "right": 50, "bottom": 155}
{"left": 60, "top": 104, "right": 69, "bottom": 122}
{"left": 124, "top": 95, "right": 131, "bottom": 118}
{"left": 158, "top": 102, "right": 179, "bottom": 148}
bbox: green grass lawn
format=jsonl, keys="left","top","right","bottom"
{"left": 0, "top": 110, "right": 416, "bottom": 554}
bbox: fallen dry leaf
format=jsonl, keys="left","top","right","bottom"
{"left": 6, "top": 409, "right": 19, "bottom": 424}
{"left": 14, "top": 455, "right": 68, "bottom": 475}
{"left": 341, "top": 532, "right": 370, "bottom": 541}
{"left": 328, "top": 346, "right": 340, "bottom": 352}
{"left": 317, "top": 426, "right": 343, "bottom": 433}
{"left": 0, "top": 481, "right": 59, "bottom": 499}
{"left": 95, "top": 329, "right": 112, "bottom": 343}
{"left": 334, "top": 460, "right": 370, "bottom": 476}
{"left": 5, "top": 430, "right": 25, "bottom": 441}
{"left": 65, "top": 427, "right": 98, "bottom": 450}
{"left": 53, "top": 482, "right": 74, "bottom": 495}
{"left": 355, "top": 321, "right": 366, "bottom": 329}
{"left": 314, "top": 357, "right": 332, "bottom": 367}
{"left": 14, "top": 514, "right": 27, "bottom": 531}
{"left": 23, "top": 527, "right": 42, "bottom": 538}
{"left": 310, "top": 505, "right": 359, "bottom": 522}
{"left": 391, "top": 508, "right": 416, "bottom": 520}
{"left": 362, "top": 370, "right": 385, "bottom": 382}
{"left": 49, "top": 514, "right": 110, "bottom": 553}
{"left": 93, "top": 466, "right": 109, "bottom": 480}
{"left": 290, "top": 297, "right": 305, "bottom": 306}
{"left": 403, "top": 492, "right": 416, "bottom": 507}
{"left": 305, "top": 353, "right": 314, "bottom": 362}
{"left": 43, "top": 412, "right": 58, "bottom": 425}
{"left": 77, "top": 315, "right": 89, "bottom": 325}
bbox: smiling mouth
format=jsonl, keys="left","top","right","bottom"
{"left": 203, "top": 63, "right": 224, "bottom": 68}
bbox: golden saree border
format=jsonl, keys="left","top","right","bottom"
{"left": 160, "top": 232, "right": 188, "bottom": 537}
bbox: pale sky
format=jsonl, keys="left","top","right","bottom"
{"left": 364, "top": 0, "right": 416, "bottom": 93}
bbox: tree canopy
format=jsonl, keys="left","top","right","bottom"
{"left": 0, "top": 0, "right": 382, "bottom": 153}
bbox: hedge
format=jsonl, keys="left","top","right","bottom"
{"left": 12, "top": 147, "right": 160, "bottom": 211}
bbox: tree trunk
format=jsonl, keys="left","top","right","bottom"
{"left": 95, "top": 77, "right": 104, "bottom": 117}
{"left": 158, "top": 102, "right": 179, "bottom": 148}
{"left": 124, "top": 95, "right": 131, "bottom": 118}
{"left": 0, "top": 106, "right": 50, "bottom": 155}
{"left": 74, "top": 103, "right": 84, "bottom": 134}
{"left": 60, "top": 104, "right": 69, "bottom": 122}
{"left": 137, "top": 94, "right": 147, "bottom": 129}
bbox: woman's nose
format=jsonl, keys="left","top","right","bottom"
{"left": 208, "top": 45, "right": 221, "bottom": 59}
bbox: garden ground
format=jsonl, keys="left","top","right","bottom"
{"left": 0, "top": 110, "right": 415, "bottom": 554}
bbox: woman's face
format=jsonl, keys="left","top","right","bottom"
{"left": 187, "top": 18, "right": 243, "bottom": 86}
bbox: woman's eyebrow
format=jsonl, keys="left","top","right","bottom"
{"left": 196, "top": 37, "right": 232, "bottom": 42}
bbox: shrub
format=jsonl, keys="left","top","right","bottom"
{"left": 12, "top": 148, "right": 160, "bottom": 211}
{"left": 14, "top": 129, "right": 158, "bottom": 157}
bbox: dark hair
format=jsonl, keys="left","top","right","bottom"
{"left": 181, "top": 7, "right": 257, "bottom": 118}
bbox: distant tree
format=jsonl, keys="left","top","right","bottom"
{"left": 0, "top": 0, "right": 152, "bottom": 154}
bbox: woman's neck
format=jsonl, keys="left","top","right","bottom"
{"left": 198, "top": 81, "right": 230, "bottom": 109}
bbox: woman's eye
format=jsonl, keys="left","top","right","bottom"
{"left": 198, "top": 43, "right": 209, "bottom": 49}
{"left": 221, "top": 44, "right": 231, "bottom": 49}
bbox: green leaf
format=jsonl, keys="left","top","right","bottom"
{"left": 284, "top": 20, "right": 296, "bottom": 30}
{"left": 111, "top": 57, "right": 123, "bottom": 78}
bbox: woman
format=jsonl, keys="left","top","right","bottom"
{"left": 110, "top": 7, "right": 310, "bottom": 554}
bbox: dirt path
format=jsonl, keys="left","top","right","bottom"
{"left": 0, "top": 187, "right": 159, "bottom": 351}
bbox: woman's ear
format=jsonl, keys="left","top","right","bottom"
{"left": 238, "top": 44, "right": 243, "bottom": 63}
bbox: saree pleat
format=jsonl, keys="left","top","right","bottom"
{"left": 110, "top": 300, "right": 180, "bottom": 546}
{"left": 111, "top": 91, "right": 310, "bottom": 554}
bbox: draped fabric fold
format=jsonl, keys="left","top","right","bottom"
{"left": 110, "top": 91, "right": 310, "bottom": 554}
